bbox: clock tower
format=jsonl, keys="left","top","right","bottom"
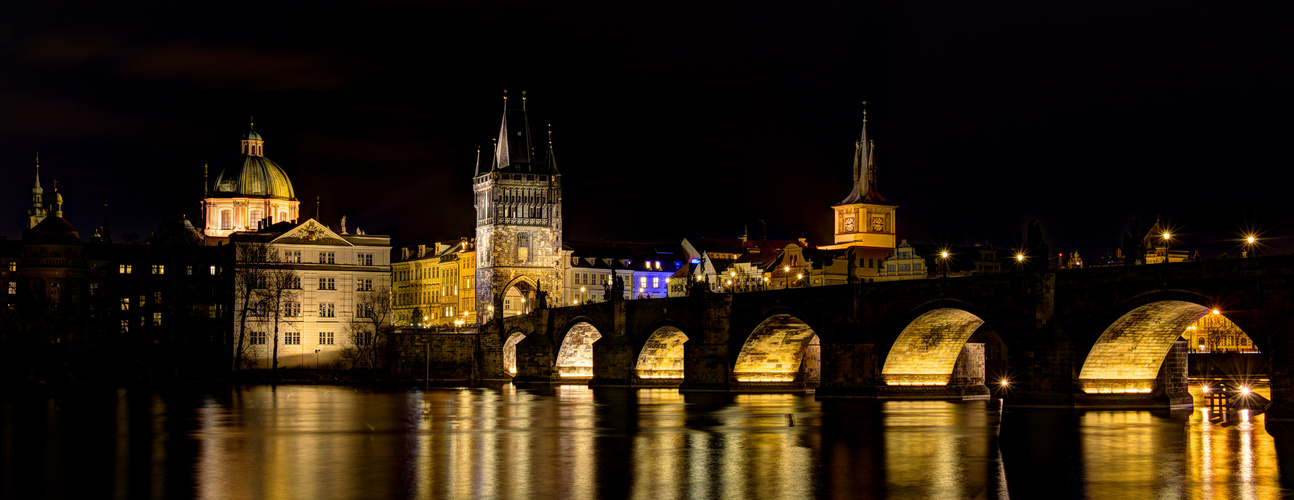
{"left": 820, "top": 104, "right": 897, "bottom": 275}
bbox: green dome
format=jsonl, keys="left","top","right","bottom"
{"left": 211, "top": 155, "right": 295, "bottom": 199}
{"left": 243, "top": 129, "right": 263, "bottom": 141}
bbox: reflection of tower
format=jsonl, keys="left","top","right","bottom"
{"left": 473, "top": 90, "right": 562, "bottom": 323}
{"left": 26, "top": 153, "right": 46, "bottom": 229}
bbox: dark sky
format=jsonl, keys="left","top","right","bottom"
{"left": 3, "top": 2, "right": 1292, "bottom": 259}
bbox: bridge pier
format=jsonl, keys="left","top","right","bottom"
{"left": 514, "top": 332, "right": 557, "bottom": 382}
{"left": 589, "top": 335, "right": 635, "bottom": 387}
{"left": 815, "top": 340, "right": 882, "bottom": 398}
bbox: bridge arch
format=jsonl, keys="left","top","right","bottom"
{"left": 555, "top": 318, "right": 606, "bottom": 379}
{"left": 502, "top": 331, "right": 526, "bottom": 376}
{"left": 1077, "top": 291, "right": 1251, "bottom": 394}
{"left": 635, "top": 322, "right": 689, "bottom": 381}
{"left": 881, "top": 302, "right": 1001, "bottom": 387}
{"left": 732, "top": 313, "right": 820, "bottom": 384}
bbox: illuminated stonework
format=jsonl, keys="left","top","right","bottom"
{"left": 503, "top": 332, "right": 525, "bottom": 375}
{"left": 882, "top": 308, "right": 985, "bottom": 386}
{"left": 556, "top": 322, "right": 601, "bottom": 378}
{"left": 635, "top": 326, "right": 688, "bottom": 379}
{"left": 1078, "top": 300, "right": 1208, "bottom": 394}
{"left": 733, "top": 315, "right": 817, "bottom": 383}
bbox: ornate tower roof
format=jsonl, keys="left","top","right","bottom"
{"left": 479, "top": 90, "right": 558, "bottom": 176}
{"left": 210, "top": 124, "right": 296, "bottom": 200}
{"left": 27, "top": 153, "right": 46, "bottom": 228}
{"left": 837, "top": 104, "right": 891, "bottom": 206}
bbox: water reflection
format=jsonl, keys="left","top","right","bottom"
{"left": 1, "top": 385, "right": 1290, "bottom": 499}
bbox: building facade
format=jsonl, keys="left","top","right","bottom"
{"left": 393, "top": 238, "right": 475, "bottom": 328}
{"left": 230, "top": 219, "right": 390, "bottom": 369}
{"left": 473, "top": 92, "right": 562, "bottom": 322}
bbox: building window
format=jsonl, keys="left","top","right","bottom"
{"left": 210, "top": 265, "right": 217, "bottom": 275}
{"left": 318, "top": 303, "right": 335, "bottom": 317}
{"left": 320, "top": 332, "right": 334, "bottom": 345}
{"left": 356, "top": 304, "right": 374, "bottom": 318}
{"left": 652, "top": 277, "right": 660, "bottom": 288}
{"left": 152, "top": 264, "right": 164, "bottom": 275}
{"left": 121, "top": 320, "right": 129, "bottom": 333}
{"left": 285, "top": 250, "right": 302, "bottom": 263}
{"left": 251, "top": 331, "right": 267, "bottom": 345}
{"left": 153, "top": 312, "right": 162, "bottom": 326}
{"left": 121, "top": 298, "right": 130, "bottom": 310}
{"left": 220, "top": 210, "right": 233, "bottom": 230}
{"left": 357, "top": 253, "right": 374, "bottom": 266}
{"left": 353, "top": 331, "right": 373, "bottom": 346}
{"left": 319, "top": 252, "right": 335, "bottom": 264}
{"left": 356, "top": 279, "right": 373, "bottom": 291}
{"left": 319, "top": 277, "right": 335, "bottom": 290}
{"left": 119, "top": 264, "right": 132, "bottom": 274}
{"left": 7, "top": 282, "right": 15, "bottom": 295}
{"left": 285, "top": 332, "right": 300, "bottom": 345}
{"left": 154, "top": 292, "right": 162, "bottom": 304}
{"left": 285, "top": 302, "right": 301, "bottom": 317}
{"left": 186, "top": 266, "right": 193, "bottom": 275}
{"left": 639, "top": 276, "right": 647, "bottom": 288}
{"left": 7, "top": 262, "right": 15, "bottom": 271}
{"left": 250, "top": 210, "right": 263, "bottom": 226}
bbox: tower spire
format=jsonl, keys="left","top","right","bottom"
{"left": 837, "top": 101, "right": 886, "bottom": 206}
{"left": 474, "top": 145, "right": 482, "bottom": 176}
{"left": 546, "top": 123, "right": 558, "bottom": 174}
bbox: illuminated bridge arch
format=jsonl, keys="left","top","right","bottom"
{"left": 502, "top": 331, "right": 526, "bottom": 376}
{"left": 1078, "top": 299, "right": 1247, "bottom": 394}
{"left": 555, "top": 321, "right": 603, "bottom": 379}
{"left": 732, "top": 314, "right": 819, "bottom": 384}
{"left": 882, "top": 308, "right": 990, "bottom": 387}
{"left": 635, "top": 325, "right": 688, "bottom": 381}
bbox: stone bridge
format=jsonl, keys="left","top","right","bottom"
{"left": 480, "top": 255, "right": 1294, "bottom": 410}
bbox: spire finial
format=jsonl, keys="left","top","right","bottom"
{"left": 316, "top": 195, "right": 320, "bottom": 220}
{"left": 250, "top": 116, "right": 254, "bottom": 130}
{"left": 548, "top": 123, "right": 553, "bottom": 145}
{"left": 522, "top": 90, "right": 527, "bottom": 111}
{"left": 502, "top": 89, "right": 508, "bottom": 110}
{"left": 862, "top": 100, "right": 867, "bottom": 122}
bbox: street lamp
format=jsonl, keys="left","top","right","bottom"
{"left": 938, "top": 250, "right": 950, "bottom": 278}
{"left": 1244, "top": 234, "right": 1258, "bottom": 258}
{"left": 783, "top": 265, "right": 791, "bottom": 289}
{"left": 315, "top": 349, "right": 320, "bottom": 370}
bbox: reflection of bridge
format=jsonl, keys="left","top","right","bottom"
{"left": 479, "top": 255, "right": 1294, "bottom": 409}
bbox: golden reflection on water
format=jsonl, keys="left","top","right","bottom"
{"left": 178, "top": 384, "right": 1289, "bottom": 500}
{"left": 1079, "top": 385, "right": 1282, "bottom": 499}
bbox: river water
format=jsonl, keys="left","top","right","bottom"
{"left": 1, "top": 384, "right": 1288, "bottom": 499}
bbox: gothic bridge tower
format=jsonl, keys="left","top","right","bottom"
{"left": 473, "top": 90, "right": 563, "bottom": 323}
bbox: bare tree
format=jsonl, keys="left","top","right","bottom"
{"left": 232, "top": 241, "right": 299, "bottom": 374}
{"left": 232, "top": 242, "right": 268, "bottom": 372}
{"left": 342, "top": 286, "right": 393, "bottom": 374}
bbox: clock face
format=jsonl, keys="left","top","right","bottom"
{"left": 843, "top": 216, "right": 855, "bottom": 232}
{"left": 871, "top": 216, "right": 885, "bottom": 231}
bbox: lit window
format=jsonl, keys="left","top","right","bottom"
{"left": 121, "top": 298, "right": 130, "bottom": 310}
{"left": 640, "top": 276, "right": 647, "bottom": 288}
{"left": 210, "top": 266, "right": 217, "bottom": 275}
{"left": 154, "top": 292, "right": 162, "bottom": 304}
{"left": 652, "top": 277, "right": 660, "bottom": 288}
{"left": 153, "top": 312, "right": 162, "bottom": 326}
{"left": 152, "top": 265, "right": 164, "bottom": 275}
{"left": 220, "top": 210, "right": 232, "bottom": 230}
{"left": 318, "top": 303, "right": 335, "bottom": 317}
{"left": 7, "top": 262, "right": 15, "bottom": 271}
{"left": 121, "top": 320, "right": 129, "bottom": 333}
{"left": 319, "top": 278, "right": 336, "bottom": 290}
{"left": 7, "top": 282, "right": 16, "bottom": 295}
{"left": 119, "top": 264, "right": 132, "bottom": 274}
{"left": 186, "top": 266, "right": 193, "bottom": 275}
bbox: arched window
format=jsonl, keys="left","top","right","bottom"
{"left": 220, "top": 210, "right": 233, "bottom": 230}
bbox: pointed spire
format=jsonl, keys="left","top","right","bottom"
{"left": 546, "top": 123, "right": 558, "bottom": 174}
{"left": 522, "top": 90, "right": 527, "bottom": 111}
{"left": 474, "top": 145, "right": 482, "bottom": 176}
{"left": 34, "top": 152, "right": 42, "bottom": 191}
{"left": 838, "top": 101, "right": 888, "bottom": 206}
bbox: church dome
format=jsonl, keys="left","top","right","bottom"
{"left": 210, "top": 128, "right": 295, "bottom": 199}
{"left": 211, "top": 156, "right": 296, "bottom": 199}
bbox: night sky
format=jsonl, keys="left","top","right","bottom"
{"left": 3, "top": 3, "right": 1292, "bottom": 259}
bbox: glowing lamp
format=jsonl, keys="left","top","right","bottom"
{"left": 1212, "top": 309, "right": 1220, "bottom": 315}
{"left": 1247, "top": 235, "right": 1257, "bottom": 244}
{"left": 1016, "top": 253, "right": 1025, "bottom": 262}
{"left": 1240, "top": 386, "right": 1252, "bottom": 396}
{"left": 1162, "top": 232, "right": 1171, "bottom": 240}
{"left": 783, "top": 266, "right": 790, "bottom": 272}
{"left": 940, "top": 251, "right": 949, "bottom": 258}
{"left": 1202, "top": 384, "right": 1210, "bottom": 394}
{"left": 1000, "top": 379, "right": 1010, "bottom": 387}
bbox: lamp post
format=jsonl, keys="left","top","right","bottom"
{"left": 939, "top": 250, "right": 950, "bottom": 278}
{"left": 1161, "top": 232, "right": 1172, "bottom": 264}
{"left": 1244, "top": 234, "right": 1258, "bottom": 258}
{"left": 315, "top": 349, "right": 320, "bottom": 370}
{"left": 783, "top": 265, "right": 791, "bottom": 289}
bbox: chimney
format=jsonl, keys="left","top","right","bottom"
{"left": 401, "top": 247, "right": 409, "bottom": 261}
{"left": 418, "top": 244, "right": 427, "bottom": 258}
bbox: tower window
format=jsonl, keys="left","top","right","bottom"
{"left": 220, "top": 210, "right": 233, "bottom": 230}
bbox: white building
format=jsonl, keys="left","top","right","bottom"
{"left": 230, "top": 218, "right": 391, "bottom": 369}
